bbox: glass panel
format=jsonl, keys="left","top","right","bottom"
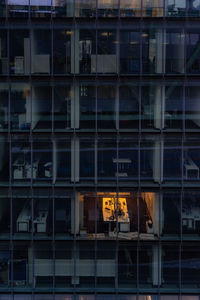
{"left": 10, "top": 30, "right": 30, "bottom": 75}
{"left": 118, "top": 243, "right": 137, "bottom": 287}
{"left": 162, "top": 244, "right": 179, "bottom": 288}
{"left": 79, "top": 29, "right": 96, "bottom": 74}
{"left": 53, "top": 29, "right": 72, "bottom": 75}
{"left": 54, "top": 193, "right": 71, "bottom": 238}
{"left": 182, "top": 191, "right": 200, "bottom": 237}
{"left": 139, "top": 192, "right": 159, "bottom": 239}
{"left": 120, "top": 0, "right": 141, "bottom": 17}
{"left": 55, "top": 242, "right": 73, "bottom": 288}
{"left": 142, "top": 28, "right": 163, "bottom": 74}
{"left": 33, "top": 137, "right": 52, "bottom": 183}
{"left": 79, "top": 84, "right": 96, "bottom": 130}
{"left": 185, "top": 85, "right": 200, "bottom": 130}
{"left": 139, "top": 244, "right": 153, "bottom": 287}
{"left": 0, "top": 244, "right": 10, "bottom": 287}
{"left": 12, "top": 189, "right": 31, "bottom": 237}
{"left": 186, "top": 29, "right": 200, "bottom": 74}
{"left": 118, "top": 139, "right": 138, "bottom": 180}
{"left": 0, "top": 30, "right": 8, "bottom": 75}
{"left": 80, "top": 139, "right": 95, "bottom": 181}
{"left": 54, "top": 84, "right": 72, "bottom": 131}
{"left": 141, "top": 83, "right": 162, "bottom": 130}
{"left": 163, "top": 140, "right": 182, "bottom": 180}
{"left": 188, "top": 0, "right": 200, "bottom": 16}
{"left": 97, "top": 84, "right": 116, "bottom": 130}
{"left": 11, "top": 83, "right": 31, "bottom": 131}
{"left": 181, "top": 245, "right": 200, "bottom": 288}
{"left": 34, "top": 242, "right": 53, "bottom": 288}
{"left": 162, "top": 192, "right": 181, "bottom": 237}
{"left": 0, "top": 1, "right": 6, "bottom": 17}
{"left": 140, "top": 140, "right": 154, "bottom": 181}
{"left": 0, "top": 137, "right": 9, "bottom": 185}
{"left": 166, "top": 0, "right": 186, "bottom": 16}
{"left": 30, "top": 0, "right": 52, "bottom": 18}
{"left": 33, "top": 196, "right": 52, "bottom": 238}
{"left": 96, "top": 241, "right": 116, "bottom": 288}
{"left": 11, "top": 137, "right": 31, "bottom": 184}
{"left": 183, "top": 139, "right": 200, "bottom": 181}
{"left": 79, "top": 241, "right": 95, "bottom": 288}
{"left": 32, "top": 84, "right": 52, "bottom": 131}
{"left": 164, "top": 83, "right": 183, "bottom": 130}
{"left": 97, "top": 139, "right": 117, "bottom": 181}
{"left": 52, "top": 0, "right": 73, "bottom": 17}
{"left": 75, "top": 0, "right": 96, "bottom": 17}
{"left": 97, "top": 30, "right": 117, "bottom": 74}
{"left": 143, "top": 0, "right": 164, "bottom": 17}
{"left": 120, "top": 31, "right": 140, "bottom": 74}
{"left": 166, "top": 30, "right": 185, "bottom": 74}
{"left": 0, "top": 83, "right": 8, "bottom": 131}
{"left": 8, "top": 0, "right": 28, "bottom": 17}
{"left": 55, "top": 139, "right": 71, "bottom": 183}
{"left": 119, "top": 85, "right": 139, "bottom": 129}
{"left": 13, "top": 242, "right": 31, "bottom": 288}
{"left": 98, "top": 0, "right": 118, "bottom": 17}
{"left": 31, "top": 29, "right": 51, "bottom": 75}
{"left": 0, "top": 190, "right": 10, "bottom": 239}
{"left": 79, "top": 192, "right": 96, "bottom": 238}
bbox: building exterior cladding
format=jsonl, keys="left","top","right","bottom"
{"left": 0, "top": 0, "right": 200, "bottom": 299}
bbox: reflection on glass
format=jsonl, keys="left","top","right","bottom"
{"left": 185, "top": 85, "right": 200, "bottom": 129}
{"left": 55, "top": 139, "right": 71, "bottom": 182}
{"left": 98, "top": 140, "right": 116, "bottom": 180}
{"left": 188, "top": 0, "right": 200, "bottom": 16}
{"left": 164, "top": 141, "right": 182, "bottom": 180}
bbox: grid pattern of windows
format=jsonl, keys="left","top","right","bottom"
{"left": 0, "top": 0, "right": 200, "bottom": 298}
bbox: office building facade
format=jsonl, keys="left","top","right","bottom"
{"left": 0, "top": 0, "right": 200, "bottom": 299}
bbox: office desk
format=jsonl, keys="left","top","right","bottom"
{"left": 34, "top": 211, "right": 48, "bottom": 233}
{"left": 184, "top": 158, "right": 199, "bottom": 179}
{"left": 182, "top": 207, "right": 200, "bottom": 230}
{"left": 17, "top": 201, "right": 31, "bottom": 232}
